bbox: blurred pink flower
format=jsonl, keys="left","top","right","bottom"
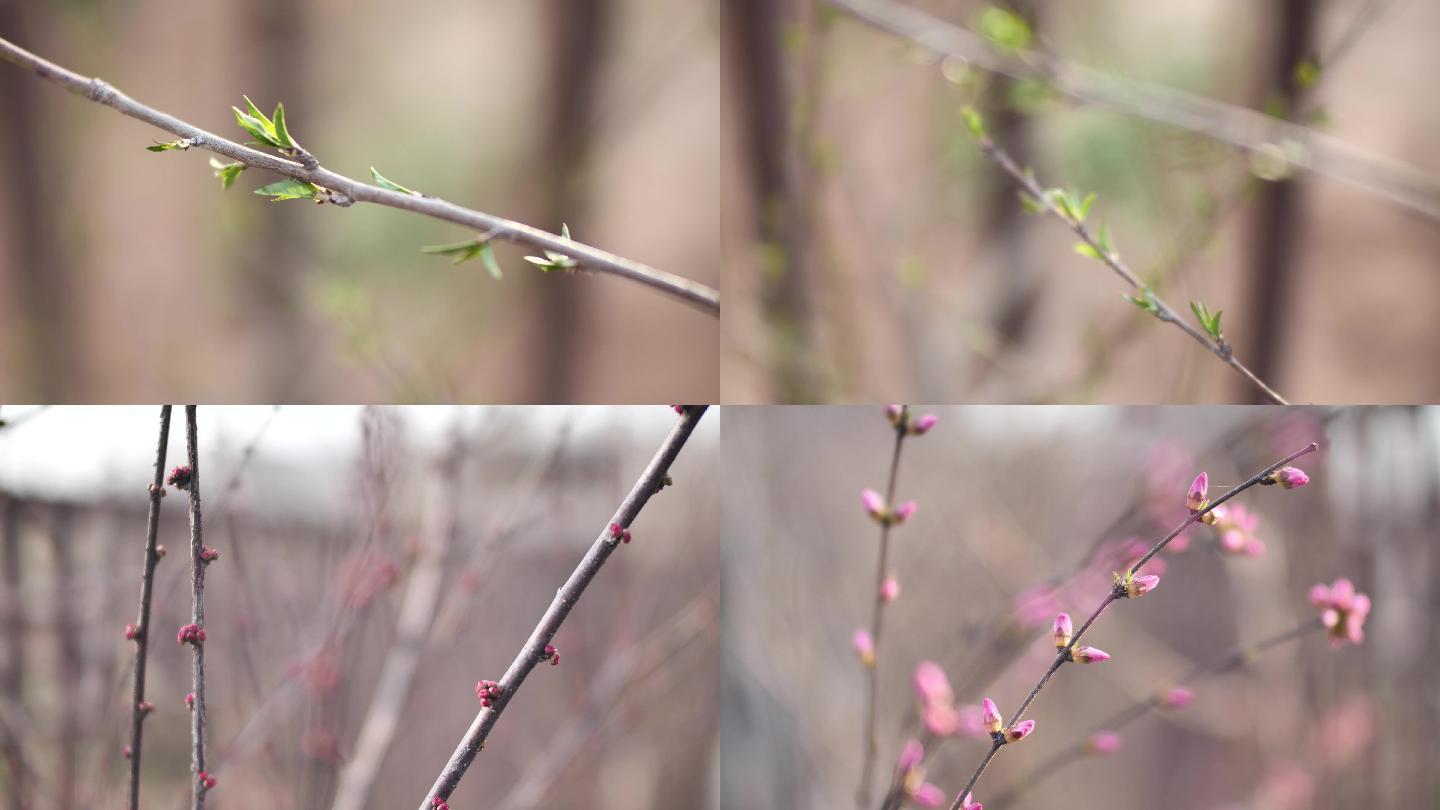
{"left": 861, "top": 489, "right": 886, "bottom": 521}
{"left": 1089, "top": 731, "right": 1122, "bottom": 755}
{"left": 853, "top": 628, "right": 875, "bottom": 666}
{"left": 957, "top": 792, "right": 983, "bottom": 810}
{"left": 881, "top": 577, "right": 900, "bottom": 602}
{"left": 1309, "top": 578, "right": 1370, "bottom": 648}
{"left": 1216, "top": 503, "right": 1264, "bottom": 557}
{"left": 913, "top": 661, "right": 953, "bottom": 706}
{"left": 1317, "top": 695, "right": 1373, "bottom": 766}
{"left": 909, "top": 414, "right": 939, "bottom": 436}
{"left": 1013, "top": 586, "right": 1062, "bottom": 630}
{"left": 892, "top": 500, "right": 918, "bottom": 524}
{"left": 1160, "top": 686, "right": 1193, "bottom": 710}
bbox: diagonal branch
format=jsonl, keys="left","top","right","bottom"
{"left": 126, "top": 405, "right": 172, "bottom": 810}
{"left": 0, "top": 37, "right": 720, "bottom": 316}
{"left": 972, "top": 134, "right": 1289, "bottom": 405}
{"left": 823, "top": 0, "right": 1440, "bottom": 221}
{"left": 418, "top": 406, "right": 709, "bottom": 810}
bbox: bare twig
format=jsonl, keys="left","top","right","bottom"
{"left": 182, "top": 406, "right": 210, "bottom": 810}
{"left": 331, "top": 430, "right": 467, "bottom": 810}
{"left": 973, "top": 135, "right": 1289, "bottom": 405}
{"left": 947, "top": 442, "right": 1320, "bottom": 809}
{"left": 126, "top": 405, "right": 172, "bottom": 810}
{"left": 857, "top": 415, "right": 910, "bottom": 806}
{"left": 823, "top": 0, "right": 1440, "bottom": 221}
{"left": 0, "top": 493, "right": 29, "bottom": 810}
{"left": 986, "top": 618, "right": 1323, "bottom": 809}
{"left": 0, "top": 37, "right": 719, "bottom": 316}
{"left": 418, "top": 406, "right": 709, "bottom": 810}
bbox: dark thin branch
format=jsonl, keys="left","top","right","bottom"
{"left": 183, "top": 407, "right": 210, "bottom": 810}
{"left": 987, "top": 618, "right": 1324, "bottom": 809}
{"left": 418, "top": 406, "right": 709, "bottom": 810}
{"left": 973, "top": 135, "right": 1289, "bottom": 405}
{"left": 127, "top": 405, "right": 172, "bottom": 810}
{"left": 0, "top": 37, "right": 719, "bottom": 316}
{"left": 823, "top": 0, "right": 1440, "bottom": 221}
{"left": 857, "top": 417, "right": 909, "bottom": 806}
{"left": 948, "top": 442, "right": 1319, "bottom": 810}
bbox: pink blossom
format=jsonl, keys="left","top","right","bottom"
{"left": 957, "top": 793, "right": 983, "bottom": 810}
{"left": 1004, "top": 719, "right": 1035, "bottom": 744}
{"left": 1071, "top": 646, "right": 1111, "bottom": 664}
{"left": 1012, "top": 585, "right": 1062, "bottom": 630}
{"left": 1310, "top": 578, "right": 1370, "bottom": 648}
{"left": 861, "top": 489, "right": 886, "bottom": 521}
{"left": 1089, "top": 731, "right": 1122, "bottom": 754}
{"left": 981, "top": 698, "right": 1003, "bottom": 735}
{"left": 909, "top": 783, "right": 946, "bottom": 807}
{"left": 909, "top": 414, "right": 939, "bottom": 436}
{"left": 1161, "top": 686, "right": 1193, "bottom": 709}
{"left": 1272, "top": 466, "right": 1310, "bottom": 489}
{"left": 912, "top": 661, "right": 953, "bottom": 707}
{"left": 1052, "top": 612, "right": 1073, "bottom": 649}
{"left": 892, "top": 500, "right": 918, "bottom": 524}
{"left": 896, "top": 738, "right": 925, "bottom": 773}
{"left": 1187, "top": 472, "right": 1208, "bottom": 513}
{"left": 953, "top": 704, "right": 987, "bottom": 737}
{"left": 1125, "top": 574, "right": 1160, "bottom": 599}
{"left": 854, "top": 628, "right": 875, "bottom": 666}
{"left": 922, "top": 701, "right": 960, "bottom": 737}
{"left": 885, "top": 405, "right": 905, "bottom": 426}
{"left": 880, "top": 577, "right": 900, "bottom": 602}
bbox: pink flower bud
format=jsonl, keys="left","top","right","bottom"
{"left": 896, "top": 738, "right": 925, "bottom": 773}
{"left": 1125, "top": 574, "right": 1160, "bottom": 598}
{"left": 880, "top": 577, "right": 900, "bottom": 602}
{"left": 197, "top": 770, "right": 216, "bottom": 790}
{"left": 1187, "top": 472, "right": 1208, "bottom": 513}
{"left": 861, "top": 489, "right": 887, "bottom": 521}
{"left": 1052, "top": 612, "right": 1073, "bottom": 649}
{"left": 1004, "top": 719, "right": 1035, "bottom": 744}
{"left": 138, "top": 700, "right": 156, "bottom": 715}
{"left": 166, "top": 465, "right": 193, "bottom": 490}
{"left": 912, "top": 661, "right": 953, "bottom": 706}
{"left": 1070, "top": 647, "right": 1110, "bottom": 664}
{"left": 910, "top": 783, "right": 946, "bottom": 807}
{"left": 155, "top": 545, "right": 167, "bottom": 558}
{"left": 185, "top": 692, "right": 195, "bottom": 710}
{"left": 909, "top": 414, "right": 938, "bottom": 436}
{"left": 125, "top": 623, "right": 139, "bottom": 641}
{"left": 123, "top": 745, "right": 132, "bottom": 759}
{"left": 1089, "top": 731, "right": 1122, "bottom": 754}
{"left": 177, "top": 623, "right": 206, "bottom": 646}
{"left": 923, "top": 701, "right": 960, "bottom": 737}
{"left": 432, "top": 798, "right": 450, "bottom": 810}
{"left": 981, "top": 698, "right": 1003, "bottom": 735}
{"left": 885, "top": 405, "right": 905, "bottom": 426}
{"left": 199, "top": 545, "right": 220, "bottom": 562}
{"left": 958, "top": 793, "right": 983, "bottom": 810}
{"left": 1161, "top": 686, "right": 1193, "bottom": 709}
{"left": 892, "top": 500, "right": 917, "bottom": 524}
{"left": 854, "top": 628, "right": 875, "bottom": 667}
{"left": 1273, "top": 466, "right": 1310, "bottom": 489}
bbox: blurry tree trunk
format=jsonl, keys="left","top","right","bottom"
{"left": 528, "top": 0, "right": 613, "bottom": 402}
{"left": 0, "top": 1, "right": 78, "bottom": 399}
{"left": 728, "top": 0, "right": 822, "bottom": 402}
{"left": 244, "top": 0, "right": 314, "bottom": 400}
{"left": 1, "top": 495, "right": 27, "bottom": 810}
{"left": 1237, "top": 0, "right": 1318, "bottom": 401}
{"left": 47, "top": 506, "right": 78, "bottom": 810}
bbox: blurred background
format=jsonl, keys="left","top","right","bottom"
{"left": 0, "top": 0, "right": 719, "bottom": 403}
{"left": 0, "top": 405, "right": 718, "bottom": 809}
{"left": 722, "top": 406, "right": 1438, "bottom": 808}
{"left": 723, "top": 0, "right": 1440, "bottom": 403}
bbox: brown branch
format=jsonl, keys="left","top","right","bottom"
{"left": 0, "top": 37, "right": 719, "bottom": 316}
{"left": 126, "top": 405, "right": 172, "bottom": 810}
{"left": 182, "top": 407, "right": 211, "bottom": 809}
{"left": 418, "top": 406, "right": 709, "bottom": 810}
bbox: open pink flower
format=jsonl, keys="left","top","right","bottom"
{"left": 1309, "top": 578, "right": 1370, "bottom": 648}
{"left": 1216, "top": 503, "right": 1265, "bottom": 557}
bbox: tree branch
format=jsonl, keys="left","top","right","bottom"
{"left": 823, "top": 0, "right": 1440, "bottom": 221}
{"left": 418, "top": 406, "right": 709, "bottom": 810}
{"left": 972, "top": 134, "right": 1290, "bottom": 405}
{"left": 0, "top": 37, "right": 720, "bottom": 316}
{"left": 126, "top": 405, "right": 172, "bottom": 810}
{"left": 183, "top": 406, "right": 211, "bottom": 809}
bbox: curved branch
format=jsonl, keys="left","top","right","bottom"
{"left": 418, "top": 406, "right": 709, "bottom": 810}
{"left": 0, "top": 37, "right": 720, "bottom": 316}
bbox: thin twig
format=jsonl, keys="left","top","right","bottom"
{"left": 823, "top": 0, "right": 1440, "bottom": 221}
{"left": 947, "top": 441, "right": 1319, "bottom": 809}
{"left": 973, "top": 135, "right": 1289, "bottom": 404}
{"left": 986, "top": 618, "right": 1323, "bottom": 809}
{"left": 418, "top": 406, "right": 709, "bottom": 810}
{"left": 857, "top": 416, "right": 910, "bottom": 807}
{"left": 126, "top": 405, "right": 171, "bottom": 810}
{"left": 0, "top": 37, "right": 719, "bottom": 316}
{"left": 183, "top": 406, "right": 210, "bottom": 810}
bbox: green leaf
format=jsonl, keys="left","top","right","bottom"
{"left": 233, "top": 107, "right": 281, "bottom": 149}
{"left": 208, "top": 157, "right": 245, "bottom": 190}
{"left": 1095, "top": 221, "right": 1113, "bottom": 254}
{"left": 1018, "top": 192, "right": 1043, "bottom": 214}
{"left": 254, "top": 178, "right": 319, "bottom": 200}
{"left": 146, "top": 139, "right": 189, "bottom": 152}
{"left": 977, "top": 6, "right": 1031, "bottom": 51}
{"left": 560, "top": 222, "right": 572, "bottom": 240}
{"left": 1077, "top": 192, "right": 1097, "bottom": 222}
{"left": 960, "top": 104, "right": 986, "bottom": 139}
{"left": 370, "top": 167, "right": 417, "bottom": 195}
{"left": 244, "top": 95, "right": 272, "bottom": 129}
{"left": 272, "top": 102, "right": 294, "bottom": 149}
{"left": 1123, "top": 287, "right": 1161, "bottom": 315}
{"left": 478, "top": 243, "right": 503, "bottom": 280}
{"left": 1190, "top": 300, "right": 1224, "bottom": 341}
{"left": 1075, "top": 242, "right": 1102, "bottom": 260}
{"left": 421, "top": 238, "right": 484, "bottom": 264}
{"left": 1293, "top": 58, "right": 1320, "bottom": 89}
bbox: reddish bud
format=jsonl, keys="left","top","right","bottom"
{"left": 432, "top": 797, "right": 450, "bottom": 810}
{"left": 138, "top": 700, "right": 156, "bottom": 715}
{"left": 125, "top": 623, "right": 140, "bottom": 641}
{"left": 1089, "top": 731, "right": 1122, "bottom": 755}
{"left": 1070, "top": 647, "right": 1111, "bottom": 664}
{"left": 981, "top": 698, "right": 1003, "bottom": 736}
{"left": 185, "top": 692, "right": 196, "bottom": 710}
{"left": 155, "top": 544, "right": 167, "bottom": 558}
{"left": 123, "top": 745, "right": 132, "bottom": 759}
{"left": 1187, "top": 472, "right": 1208, "bottom": 513}
{"left": 853, "top": 628, "right": 875, "bottom": 668}
{"left": 891, "top": 500, "right": 918, "bottom": 525}
{"left": 197, "top": 770, "right": 216, "bottom": 790}
{"left": 177, "top": 623, "right": 206, "bottom": 645}
{"left": 166, "top": 466, "right": 193, "bottom": 490}
{"left": 1052, "top": 613, "right": 1073, "bottom": 649}
{"left": 908, "top": 414, "right": 938, "bottom": 436}
{"left": 1004, "top": 719, "right": 1035, "bottom": 744}
{"left": 1161, "top": 686, "right": 1193, "bottom": 709}
{"left": 199, "top": 545, "right": 220, "bottom": 562}
{"left": 880, "top": 577, "right": 900, "bottom": 602}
